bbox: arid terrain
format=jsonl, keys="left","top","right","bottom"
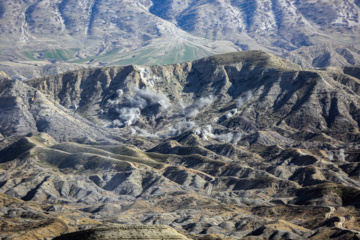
{"left": 1, "top": 51, "right": 360, "bottom": 239}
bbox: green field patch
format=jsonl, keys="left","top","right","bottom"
{"left": 21, "top": 48, "right": 80, "bottom": 61}
{"left": 71, "top": 43, "right": 213, "bottom": 66}
{"left": 117, "top": 43, "right": 212, "bottom": 66}
{"left": 70, "top": 48, "right": 124, "bottom": 64}
{"left": 22, "top": 51, "right": 40, "bottom": 61}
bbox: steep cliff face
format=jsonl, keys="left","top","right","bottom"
{"left": 1, "top": 52, "right": 360, "bottom": 240}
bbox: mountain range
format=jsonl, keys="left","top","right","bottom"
{"left": 1, "top": 0, "right": 360, "bottom": 80}
{"left": 1, "top": 1, "right": 360, "bottom": 239}
{"left": 1, "top": 51, "right": 360, "bottom": 239}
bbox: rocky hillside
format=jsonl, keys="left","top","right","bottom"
{"left": 1, "top": 51, "right": 360, "bottom": 239}
{"left": 1, "top": 0, "right": 360, "bottom": 80}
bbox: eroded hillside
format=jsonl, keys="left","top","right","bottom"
{"left": 1, "top": 51, "right": 360, "bottom": 239}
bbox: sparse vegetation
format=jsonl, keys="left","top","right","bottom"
{"left": 21, "top": 49, "right": 80, "bottom": 62}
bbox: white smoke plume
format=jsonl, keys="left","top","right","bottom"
{"left": 130, "top": 119, "right": 198, "bottom": 138}
{"left": 138, "top": 67, "right": 160, "bottom": 87}
{"left": 236, "top": 90, "right": 252, "bottom": 108}
{"left": 226, "top": 109, "right": 238, "bottom": 119}
{"left": 223, "top": 109, "right": 238, "bottom": 120}
{"left": 324, "top": 148, "right": 348, "bottom": 162}
{"left": 106, "top": 87, "right": 171, "bottom": 128}
{"left": 337, "top": 149, "right": 348, "bottom": 161}
{"left": 215, "top": 132, "right": 243, "bottom": 144}
{"left": 217, "top": 109, "right": 238, "bottom": 123}
{"left": 130, "top": 126, "right": 158, "bottom": 138}
{"left": 114, "top": 108, "right": 141, "bottom": 127}
{"left": 193, "top": 125, "right": 242, "bottom": 144}
{"left": 324, "top": 148, "right": 334, "bottom": 161}
{"left": 179, "top": 95, "right": 214, "bottom": 118}
{"left": 167, "top": 120, "right": 197, "bottom": 136}
{"left": 193, "top": 125, "right": 213, "bottom": 140}
{"left": 139, "top": 67, "right": 150, "bottom": 79}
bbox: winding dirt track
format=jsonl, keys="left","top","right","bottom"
{"left": 325, "top": 207, "right": 335, "bottom": 219}
{"left": 337, "top": 217, "right": 346, "bottom": 229}
{"left": 326, "top": 207, "right": 360, "bottom": 236}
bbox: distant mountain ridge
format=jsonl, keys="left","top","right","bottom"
{"left": 0, "top": 0, "right": 360, "bottom": 79}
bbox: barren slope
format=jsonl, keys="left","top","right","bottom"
{"left": 1, "top": 52, "right": 360, "bottom": 239}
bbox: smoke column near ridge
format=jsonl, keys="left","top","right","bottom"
{"left": 177, "top": 96, "right": 214, "bottom": 118}
{"left": 236, "top": 91, "right": 252, "bottom": 108}
{"left": 194, "top": 125, "right": 243, "bottom": 144}
{"left": 105, "top": 87, "right": 171, "bottom": 127}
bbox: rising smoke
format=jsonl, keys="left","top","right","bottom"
{"left": 324, "top": 148, "right": 348, "bottom": 162}
{"left": 193, "top": 125, "right": 243, "bottom": 144}
{"left": 105, "top": 87, "right": 171, "bottom": 128}
{"left": 215, "top": 132, "right": 243, "bottom": 144}
{"left": 104, "top": 84, "right": 220, "bottom": 141}
{"left": 337, "top": 149, "right": 348, "bottom": 161}
{"left": 167, "top": 120, "right": 197, "bottom": 136}
{"left": 217, "top": 91, "right": 252, "bottom": 123}
{"left": 106, "top": 87, "right": 216, "bottom": 128}
{"left": 226, "top": 109, "right": 238, "bottom": 119}
{"left": 129, "top": 126, "right": 158, "bottom": 138}
{"left": 162, "top": 96, "right": 215, "bottom": 136}
{"left": 179, "top": 95, "right": 214, "bottom": 118}
{"left": 236, "top": 90, "right": 252, "bottom": 108}
{"left": 138, "top": 67, "right": 160, "bottom": 87}
{"left": 324, "top": 149, "right": 334, "bottom": 161}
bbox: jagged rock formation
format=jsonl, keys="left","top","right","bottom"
{"left": 1, "top": 51, "right": 360, "bottom": 239}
